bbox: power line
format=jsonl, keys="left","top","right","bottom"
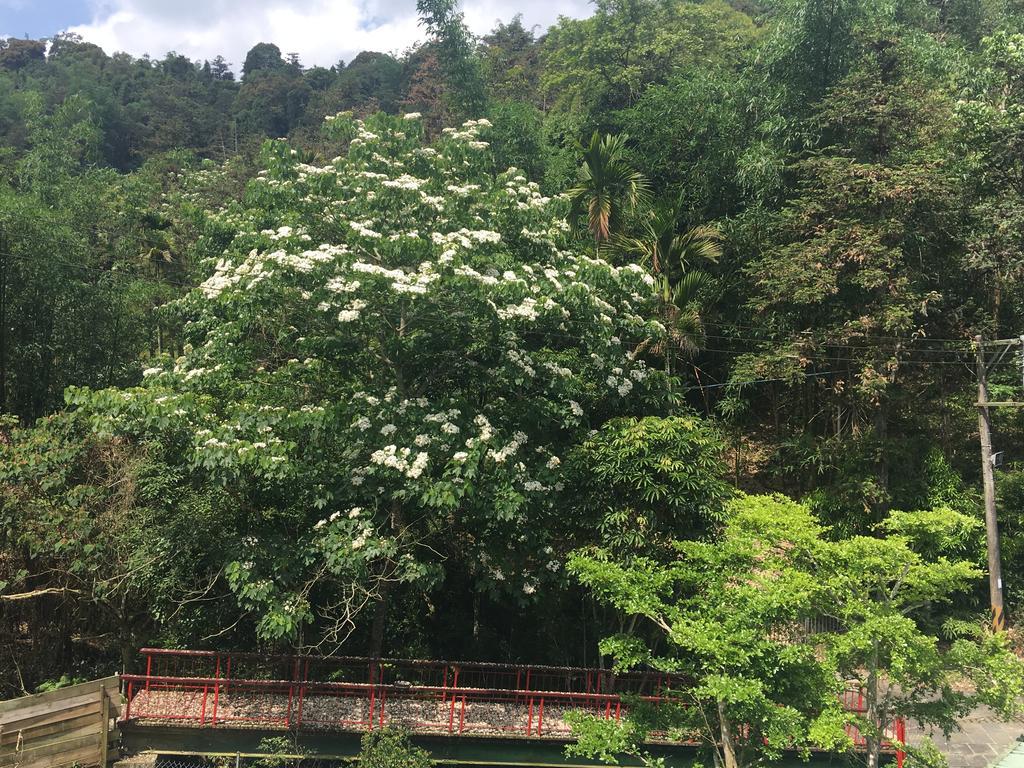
{"left": 699, "top": 337, "right": 976, "bottom": 364}
{"left": 684, "top": 370, "right": 836, "bottom": 392}
{"left": 695, "top": 346, "right": 981, "bottom": 367}
{"left": 712, "top": 319, "right": 979, "bottom": 346}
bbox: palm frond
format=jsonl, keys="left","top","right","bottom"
{"left": 670, "top": 269, "right": 715, "bottom": 308}
{"left": 569, "top": 131, "right": 650, "bottom": 243}
{"left": 672, "top": 225, "right": 723, "bottom": 271}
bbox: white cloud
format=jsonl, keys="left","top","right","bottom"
{"left": 65, "top": 0, "right": 589, "bottom": 72}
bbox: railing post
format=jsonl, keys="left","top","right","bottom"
{"left": 448, "top": 691, "right": 457, "bottom": 734}
{"left": 200, "top": 685, "right": 208, "bottom": 725}
{"left": 458, "top": 695, "right": 466, "bottom": 734}
{"left": 145, "top": 654, "right": 152, "bottom": 693}
{"left": 527, "top": 697, "right": 534, "bottom": 736}
{"left": 124, "top": 680, "right": 133, "bottom": 721}
{"left": 537, "top": 697, "right": 544, "bottom": 737}
{"left": 211, "top": 656, "right": 221, "bottom": 726}
{"left": 378, "top": 687, "right": 386, "bottom": 728}
{"left": 286, "top": 684, "right": 294, "bottom": 728}
{"left": 368, "top": 686, "right": 376, "bottom": 730}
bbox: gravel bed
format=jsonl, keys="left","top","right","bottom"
{"left": 128, "top": 688, "right": 595, "bottom": 738}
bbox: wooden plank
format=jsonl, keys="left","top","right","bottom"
{"left": 0, "top": 676, "right": 121, "bottom": 768}
{"left": 0, "top": 700, "right": 101, "bottom": 737}
{"left": 0, "top": 691, "right": 104, "bottom": 726}
{"left": 0, "top": 714, "right": 102, "bottom": 749}
{"left": 13, "top": 741, "right": 104, "bottom": 768}
{"left": 0, "top": 677, "right": 118, "bottom": 715}
{"left": 0, "top": 677, "right": 119, "bottom": 727}
{"left": 0, "top": 729, "right": 101, "bottom": 758}
{"left": 0, "top": 731, "right": 102, "bottom": 767}
{"left": 99, "top": 688, "right": 109, "bottom": 768}
{"left": 0, "top": 708, "right": 101, "bottom": 745}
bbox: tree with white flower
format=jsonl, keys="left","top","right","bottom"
{"left": 69, "top": 111, "right": 668, "bottom": 653}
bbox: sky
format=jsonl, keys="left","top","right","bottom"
{"left": 0, "top": 0, "right": 591, "bottom": 71}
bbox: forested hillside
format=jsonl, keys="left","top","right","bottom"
{"left": 4, "top": 1, "right": 1024, "bottom": 749}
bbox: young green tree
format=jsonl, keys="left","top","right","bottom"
{"left": 822, "top": 507, "right": 1024, "bottom": 768}
{"left": 568, "top": 494, "right": 847, "bottom": 768}
{"left": 570, "top": 496, "right": 1024, "bottom": 768}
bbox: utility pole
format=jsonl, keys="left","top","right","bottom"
{"left": 976, "top": 335, "right": 1005, "bottom": 632}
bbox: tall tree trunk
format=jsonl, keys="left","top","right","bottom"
{"left": 368, "top": 499, "right": 406, "bottom": 658}
{"left": 118, "top": 597, "right": 137, "bottom": 674}
{"left": 121, "top": 630, "right": 137, "bottom": 674}
{"left": 872, "top": 404, "right": 890, "bottom": 520}
{"left": 718, "top": 700, "right": 739, "bottom": 768}
{"left": 865, "top": 637, "right": 881, "bottom": 768}
{"left": 368, "top": 578, "right": 390, "bottom": 659}
{"left": 472, "top": 591, "right": 481, "bottom": 647}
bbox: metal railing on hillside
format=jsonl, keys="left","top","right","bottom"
{"left": 121, "top": 648, "right": 905, "bottom": 768}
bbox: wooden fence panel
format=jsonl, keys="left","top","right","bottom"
{"left": 0, "top": 676, "right": 120, "bottom": 768}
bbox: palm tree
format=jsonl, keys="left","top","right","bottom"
{"left": 567, "top": 132, "right": 650, "bottom": 251}
{"left": 613, "top": 198, "right": 722, "bottom": 374}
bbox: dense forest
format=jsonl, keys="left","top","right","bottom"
{"left": 5, "top": 0, "right": 1024, "bottom": 761}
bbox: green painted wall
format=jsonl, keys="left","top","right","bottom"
{"left": 122, "top": 724, "right": 894, "bottom": 768}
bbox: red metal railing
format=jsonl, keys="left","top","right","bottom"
{"left": 136, "top": 648, "right": 673, "bottom": 697}
{"left": 839, "top": 687, "right": 906, "bottom": 768}
{"left": 121, "top": 673, "right": 640, "bottom": 738}
{"left": 123, "top": 649, "right": 905, "bottom": 766}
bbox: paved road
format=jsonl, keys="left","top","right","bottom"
{"left": 909, "top": 708, "right": 1024, "bottom": 768}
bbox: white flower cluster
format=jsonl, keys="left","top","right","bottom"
{"left": 441, "top": 118, "right": 492, "bottom": 144}
{"left": 200, "top": 255, "right": 269, "bottom": 298}
{"left": 265, "top": 248, "right": 335, "bottom": 273}
{"left": 381, "top": 174, "right": 426, "bottom": 191}
{"left": 370, "top": 445, "right": 430, "bottom": 479}
{"left": 261, "top": 225, "right": 311, "bottom": 241}
{"left": 350, "top": 220, "right": 382, "bottom": 238}
{"left": 506, "top": 347, "right": 536, "bottom": 378}
{"left": 338, "top": 299, "right": 367, "bottom": 322}
{"left": 496, "top": 297, "right": 539, "bottom": 321}
{"left": 487, "top": 431, "right": 527, "bottom": 464}
{"left": 431, "top": 228, "right": 502, "bottom": 248}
